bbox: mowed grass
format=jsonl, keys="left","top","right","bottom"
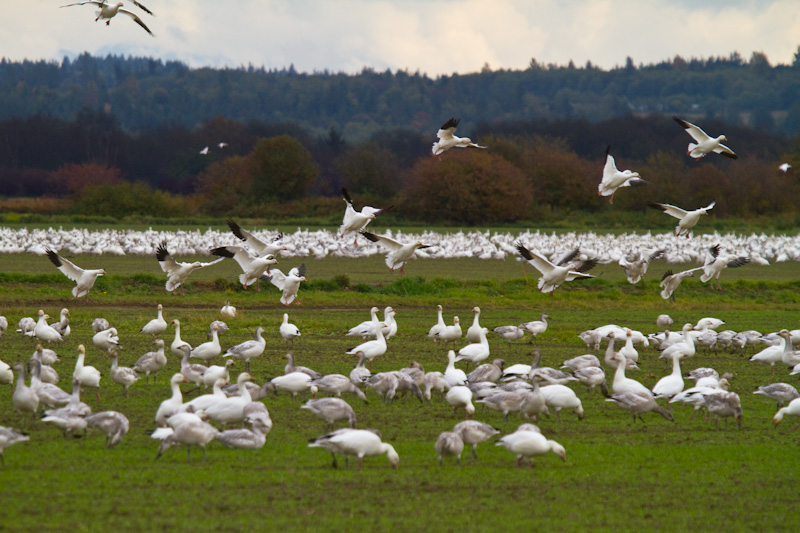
{"left": 0, "top": 253, "right": 799, "bottom": 531}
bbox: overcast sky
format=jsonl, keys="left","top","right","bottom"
{"left": 3, "top": 1, "right": 798, "bottom": 74}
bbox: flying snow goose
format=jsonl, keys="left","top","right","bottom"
{"left": 673, "top": 116, "right": 737, "bottom": 159}
{"left": 210, "top": 245, "right": 277, "bottom": 291}
{"left": 0, "top": 426, "right": 30, "bottom": 465}
{"left": 46, "top": 248, "right": 105, "bottom": 301}
{"left": 360, "top": 231, "right": 431, "bottom": 273}
{"left": 435, "top": 431, "right": 465, "bottom": 466}
{"left": 156, "top": 243, "right": 224, "bottom": 295}
{"left": 262, "top": 264, "right": 306, "bottom": 305}
{"left": 659, "top": 267, "right": 703, "bottom": 301}
{"left": 598, "top": 146, "right": 647, "bottom": 203}
{"left": 133, "top": 339, "right": 167, "bottom": 385}
{"left": 226, "top": 219, "right": 286, "bottom": 257}
{"left": 516, "top": 242, "right": 597, "bottom": 294}
{"left": 648, "top": 201, "right": 716, "bottom": 238}
{"left": 700, "top": 244, "right": 750, "bottom": 290}
{"left": 453, "top": 420, "right": 499, "bottom": 460}
{"left": 339, "top": 188, "right": 392, "bottom": 243}
{"left": 619, "top": 249, "right": 664, "bottom": 284}
{"left": 495, "top": 428, "right": 566, "bottom": 468}
{"left": 302, "top": 397, "right": 357, "bottom": 431}
{"left": 431, "top": 117, "right": 487, "bottom": 157}
{"left": 779, "top": 163, "right": 791, "bottom": 173}
{"left": 140, "top": 304, "right": 167, "bottom": 337}
{"left": 108, "top": 348, "right": 139, "bottom": 397}
{"left": 220, "top": 301, "right": 236, "bottom": 318}
{"left": 85, "top": 411, "right": 129, "bottom": 448}
{"left": 222, "top": 326, "right": 265, "bottom": 371}
{"left": 60, "top": 1, "right": 155, "bottom": 37}
{"left": 309, "top": 428, "right": 399, "bottom": 470}
{"left": 607, "top": 392, "right": 673, "bottom": 424}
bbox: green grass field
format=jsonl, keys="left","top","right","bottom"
{"left": 1, "top": 252, "right": 799, "bottom": 531}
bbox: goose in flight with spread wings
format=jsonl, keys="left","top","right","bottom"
{"left": 156, "top": 243, "right": 224, "bottom": 295}
{"left": 648, "top": 201, "right": 715, "bottom": 238}
{"left": 431, "top": 118, "right": 487, "bottom": 157}
{"left": 598, "top": 146, "right": 647, "bottom": 204}
{"left": 360, "top": 231, "right": 432, "bottom": 273}
{"left": 46, "top": 248, "right": 105, "bottom": 301}
{"left": 210, "top": 245, "right": 278, "bottom": 291}
{"left": 262, "top": 264, "right": 306, "bottom": 305}
{"left": 61, "top": 1, "right": 155, "bottom": 37}
{"left": 700, "top": 244, "right": 750, "bottom": 290}
{"left": 339, "top": 188, "right": 392, "bottom": 244}
{"left": 226, "top": 219, "right": 287, "bottom": 257}
{"left": 515, "top": 242, "right": 597, "bottom": 295}
{"left": 673, "top": 117, "right": 737, "bottom": 159}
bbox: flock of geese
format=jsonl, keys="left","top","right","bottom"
{"left": 2, "top": 298, "right": 800, "bottom": 469}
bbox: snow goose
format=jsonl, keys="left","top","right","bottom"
{"left": 607, "top": 392, "right": 673, "bottom": 424}
{"left": 618, "top": 329, "right": 639, "bottom": 363}
{"left": 202, "top": 359, "right": 235, "bottom": 389}
{"left": 347, "top": 307, "right": 381, "bottom": 340}
{"left": 453, "top": 420, "right": 499, "bottom": 459}
{"left": 175, "top": 344, "right": 206, "bottom": 388}
{"left": 302, "top": 398, "right": 357, "bottom": 430}
{"left": 155, "top": 374, "right": 191, "bottom": 427}
{"left": 46, "top": 379, "right": 91, "bottom": 418}
{"left": 361, "top": 231, "right": 431, "bottom": 273}
{"left": 519, "top": 381, "right": 549, "bottom": 422}
{"left": 60, "top": 1, "right": 155, "bottom": 37}
{"left": 45, "top": 248, "right": 105, "bottom": 301}
{"left": 210, "top": 245, "right": 277, "bottom": 291}
{"left": 598, "top": 146, "right": 647, "bottom": 203}
{"left": 456, "top": 327, "right": 490, "bottom": 369}
{"left": 271, "top": 371, "right": 317, "bottom": 400}
{"left": 496, "top": 428, "right": 566, "bottom": 468}
{"left": 0, "top": 426, "right": 29, "bottom": 466}
{"left": 423, "top": 371, "right": 447, "bottom": 401}
{"left": 226, "top": 219, "right": 286, "bottom": 257}
{"left": 399, "top": 361, "right": 425, "bottom": 387}
{"left": 540, "top": 384, "right": 584, "bottom": 421}
{"left": 673, "top": 116, "right": 737, "bottom": 159}
{"left": 50, "top": 308, "right": 71, "bottom": 338}
{"left": 349, "top": 352, "right": 371, "bottom": 387}
{"left": 0, "top": 358, "right": 12, "bottom": 385}
{"left": 263, "top": 264, "right": 306, "bottom": 305}
{"left": 205, "top": 372, "right": 255, "bottom": 427}
{"left": 141, "top": 304, "right": 167, "bottom": 337}
{"left": 215, "top": 416, "right": 271, "bottom": 449}
{"left": 108, "top": 349, "right": 139, "bottom": 397}
{"left": 222, "top": 326, "right": 265, "bottom": 371}
{"left": 573, "top": 367, "right": 608, "bottom": 394}
{"left": 92, "top": 327, "right": 119, "bottom": 352}
{"left": 476, "top": 391, "right": 524, "bottom": 422}
{"left": 133, "top": 339, "right": 167, "bottom": 385}
{"left": 754, "top": 383, "right": 800, "bottom": 411}
{"left": 29, "top": 357, "right": 70, "bottom": 409}
{"left": 652, "top": 350, "right": 688, "bottom": 400}
{"left": 657, "top": 314, "right": 674, "bottom": 330}
{"left": 12, "top": 363, "right": 39, "bottom": 422}
{"left": 659, "top": 267, "right": 703, "bottom": 300}
{"left": 431, "top": 117, "right": 487, "bottom": 157}
{"left": 366, "top": 372, "right": 400, "bottom": 402}
{"left": 156, "top": 243, "right": 224, "bottom": 295}
{"left": 339, "top": 188, "right": 392, "bottom": 244}
{"left": 73, "top": 345, "right": 102, "bottom": 400}
{"left": 446, "top": 385, "right": 475, "bottom": 418}
{"left": 17, "top": 317, "right": 35, "bottom": 337}
{"left": 91, "top": 318, "right": 110, "bottom": 333}
{"left": 345, "top": 323, "right": 387, "bottom": 368}
{"left": 561, "top": 354, "right": 600, "bottom": 371}
{"left": 610, "top": 351, "right": 651, "bottom": 397}
{"left": 521, "top": 314, "right": 550, "bottom": 344}
{"left": 155, "top": 419, "right": 221, "bottom": 461}
{"left": 309, "top": 428, "right": 399, "bottom": 470}
{"left": 648, "top": 201, "right": 716, "bottom": 238}
{"left": 444, "top": 350, "right": 468, "bottom": 388}
{"left": 435, "top": 316, "right": 462, "bottom": 348}
{"left": 85, "top": 411, "right": 129, "bottom": 448}
{"left": 619, "top": 249, "right": 664, "bottom": 284}
{"left": 428, "top": 305, "right": 446, "bottom": 344}
{"left": 466, "top": 307, "right": 483, "bottom": 343}
{"left": 311, "top": 374, "right": 368, "bottom": 403}
{"left": 280, "top": 314, "right": 301, "bottom": 346}
{"left": 494, "top": 325, "right": 525, "bottom": 345}
{"left": 467, "top": 358, "right": 505, "bottom": 383}
{"left": 34, "top": 311, "right": 63, "bottom": 344}
{"left": 750, "top": 331, "right": 788, "bottom": 375}
{"left": 190, "top": 323, "right": 222, "bottom": 362}
{"left": 578, "top": 330, "right": 602, "bottom": 351}
{"left": 700, "top": 244, "right": 750, "bottom": 290}
{"left": 170, "top": 319, "right": 192, "bottom": 358}
{"left": 772, "top": 397, "right": 800, "bottom": 428}
{"left": 220, "top": 300, "right": 237, "bottom": 319}
{"left": 42, "top": 410, "right": 87, "bottom": 439}
{"left": 529, "top": 365, "right": 578, "bottom": 386}
{"left": 779, "top": 162, "right": 791, "bottom": 173}
{"left": 703, "top": 391, "right": 743, "bottom": 429}
{"left": 435, "top": 431, "right": 464, "bottom": 466}
{"left": 516, "top": 242, "right": 596, "bottom": 294}
{"left": 181, "top": 378, "right": 229, "bottom": 414}
{"left": 284, "top": 352, "right": 322, "bottom": 380}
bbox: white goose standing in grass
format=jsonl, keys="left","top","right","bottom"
{"left": 673, "top": 116, "right": 737, "bottom": 159}
{"left": 220, "top": 301, "right": 237, "bottom": 319}
{"left": 17, "top": 317, "right": 35, "bottom": 337}
{"left": 444, "top": 350, "right": 468, "bottom": 389}
{"left": 92, "top": 327, "right": 119, "bottom": 352}
{"left": 155, "top": 374, "right": 190, "bottom": 427}
{"left": 309, "top": 428, "right": 399, "bottom": 470}
{"left": 181, "top": 378, "right": 229, "bottom": 414}
{"left": 349, "top": 352, "right": 371, "bottom": 387}
{"left": 428, "top": 305, "right": 446, "bottom": 344}
{"left": 210, "top": 245, "right": 278, "bottom": 291}
{"left": 34, "top": 311, "right": 63, "bottom": 345}
{"left": 607, "top": 392, "right": 674, "bottom": 424}
{"left": 311, "top": 374, "right": 368, "bottom": 403}
{"left": 610, "top": 351, "right": 651, "bottom": 397}
{"left": 215, "top": 415, "right": 271, "bottom": 450}
{"left": 436, "top": 316, "right": 462, "bottom": 349}
{"left": 302, "top": 398, "right": 357, "bottom": 431}
{"left": 345, "top": 323, "right": 387, "bottom": 369}
{"left": 156, "top": 243, "right": 224, "bottom": 295}
{"left": 0, "top": 426, "right": 30, "bottom": 465}
{"left": 284, "top": 352, "right": 323, "bottom": 380}
{"left": 521, "top": 313, "right": 549, "bottom": 344}
{"left": 170, "top": 319, "right": 192, "bottom": 358}
{"left": 190, "top": 323, "right": 222, "bottom": 362}
{"left": 45, "top": 248, "right": 105, "bottom": 301}
{"left": 133, "top": 339, "right": 167, "bottom": 385}
{"left": 339, "top": 188, "right": 392, "bottom": 244}
{"left": 176, "top": 345, "right": 206, "bottom": 388}
{"left": 85, "top": 411, "right": 129, "bottom": 448}
{"left": 263, "top": 264, "right": 306, "bottom": 305}
{"left": 598, "top": 146, "right": 647, "bottom": 204}
{"left": 223, "top": 326, "right": 265, "bottom": 372}
{"left": 652, "top": 350, "right": 688, "bottom": 401}
{"left": 347, "top": 307, "right": 380, "bottom": 340}
{"left": 466, "top": 307, "right": 483, "bottom": 343}
{"left": 516, "top": 243, "right": 597, "bottom": 294}
{"left": 772, "top": 397, "right": 800, "bottom": 428}
{"left": 280, "top": 314, "right": 301, "bottom": 346}
{"left": 750, "top": 330, "right": 788, "bottom": 375}
{"left": 91, "top": 318, "right": 110, "bottom": 333}
{"left": 12, "top": 362, "right": 39, "bottom": 422}
{"left": 539, "top": 384, "right": 584, "bottom": 421}
{"left": 29, "top": 357, "right": 70, "bottom": 409}
{"left": 754, "top": 383, "right": 800, "bottom": 411}
{"left": 453, "top": 420, "right": 499, "bottom": 460}
{"left": 60, "top": 1, "right": 156, "bottom": 37}
{"left": 205, "top": 372, "right": 255, "bottom": 427}
{"left": 0, "top": 358, "right": 12, "bottom": 385}
{"left": 360, "top": 231, "right": 431, "bottom": 273}
{"left": 271, "top": 371, "right": 318, "bottom": 400}
{"left": 446, "top": 386, "right": 475, "bottom": 418}
{"left": 431, "top": 117, "right": 487, "bottom": 157}
{"left": 141, "top": 304, "right": 167, "bottom": 337}
{"left": 74, "top": 345, "right": 102, "bottom": 401}
{"left": 50, "top": 308, "right": 71, "bottom": 338}
{"left": 435, "top": 431, "right": 464, "bottom": 466}
{"left": 456, "top": 327, "right": 490, "bottom": 369}
{"left": 155, "top": 419, "right": 221, "bottom": 462}
{"left": 108, "top": 348, "right": 139, "bottom": 397}
{"left": 496, "top": 427, "right": 566, "bottom": 468}
{"left": 648, "top": 201, "right": 716, "bottom": 238}
{"left": 202, "top": 359, "right": 235, "bottom": 389}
